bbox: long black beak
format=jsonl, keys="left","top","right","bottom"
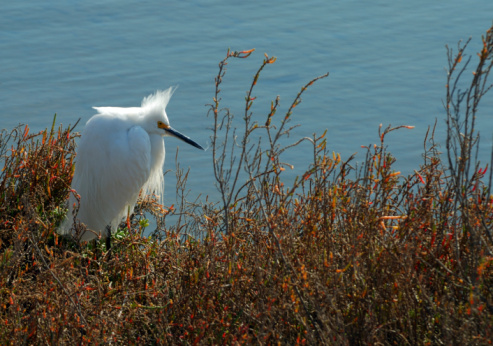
{"left": 165, "top": 127, "right": 204, "bottom": 150}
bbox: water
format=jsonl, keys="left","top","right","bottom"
{"left": 2, "top": 1, "right": 493, "bottom": 214}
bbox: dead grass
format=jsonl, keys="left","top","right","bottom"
{"left": 0, "top": 25, "right": 492, "bottom": 345}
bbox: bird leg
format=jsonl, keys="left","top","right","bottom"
{"left": 105, "top": 225, "right": 112, "bottom": 250}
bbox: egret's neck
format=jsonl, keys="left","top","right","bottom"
{"left": 143, "top": 134, "right": 165, "bottom": 198}
{"left": 149, "top": 134, "right": 165, "bottom": 174}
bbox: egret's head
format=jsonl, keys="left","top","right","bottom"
{"left": 142, "top": 88, "right": 204, "bottom": 150}
{"left": 141, "top": 88, "right": 174, "bottom": 134}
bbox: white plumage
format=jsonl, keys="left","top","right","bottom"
{"left": 60, "top": 88, "right": 203, "bottom": 241}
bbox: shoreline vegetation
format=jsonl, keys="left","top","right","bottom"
{"left": 1, "top": 25, "right": 492, "bottom": 344}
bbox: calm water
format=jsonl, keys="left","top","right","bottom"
{"left": 2, "top": 1, "right": 493, "bottom": 213}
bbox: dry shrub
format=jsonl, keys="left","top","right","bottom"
{"left": 0, "top": 25, "right": 492, "bottom": 345}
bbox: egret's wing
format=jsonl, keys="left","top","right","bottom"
{"left": 67, "top": 115, "right": 152, "bottom": 240}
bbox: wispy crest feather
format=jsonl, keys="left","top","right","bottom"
{"left": 141, "top": 87, "right": 176, "bottom": 113}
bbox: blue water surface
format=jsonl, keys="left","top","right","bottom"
{"left": 1, "top": 1, "right": 493, "bottom": 217}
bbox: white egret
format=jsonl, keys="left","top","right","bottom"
{"left": 60, "top": 88, "right": 204, "bottom": 243}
